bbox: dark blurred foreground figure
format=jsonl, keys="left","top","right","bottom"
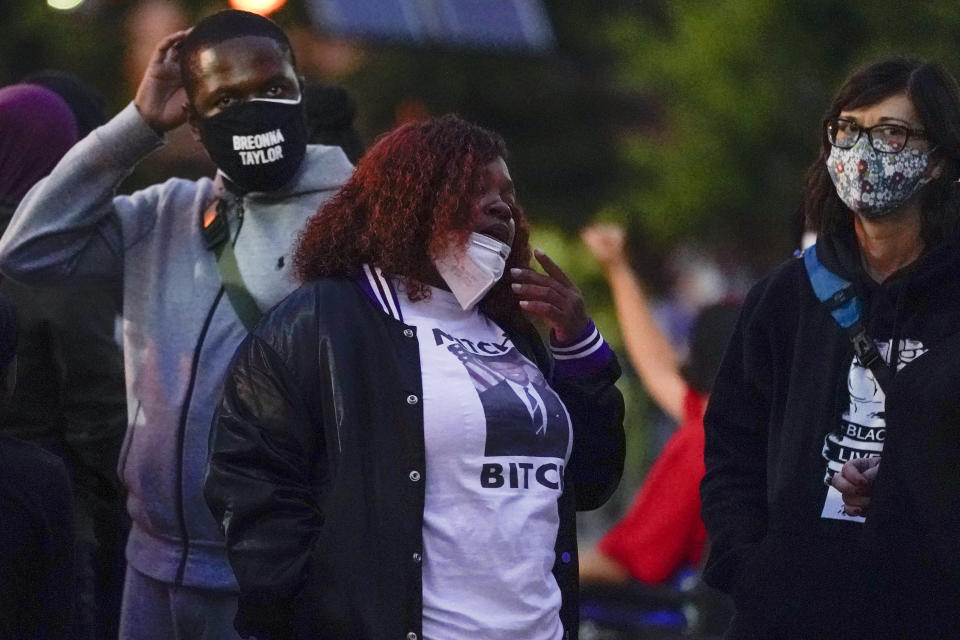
{"left": 0, "top": 291, "right": 76, "bottom": 640}
{"left": 701, "top": 58, "right": 960, "bottom": 639}
{"left": 205, "top": 115, "right": 625, "bottom": 640}
{"left": 0, "top": 10, "right": 352, "bottom": 640}
{"left": 0, "top": 81, "right": 127, "bottom": 640}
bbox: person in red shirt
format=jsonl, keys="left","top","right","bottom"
{"left": 580, "top": 224, "right": 740, "bottom": 585}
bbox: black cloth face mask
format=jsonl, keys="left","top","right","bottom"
{"left": 196, "top": 96, "right": 307, "bottom": 193}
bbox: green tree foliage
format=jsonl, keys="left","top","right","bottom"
{"left": 602, "top": 0, "right": 960, "bottom": 266}
{"left": 6, "top": 0, "right": 960, "bottom": 497}
{"left": 0, "top": 0, "right": 126, "bottom": 109}
{"left": 333, "top": 0, "right": 626, "bottom": 238}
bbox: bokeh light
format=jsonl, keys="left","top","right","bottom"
{"left": 47, "top": 0, "right": 85, "bottom": 10}
{"left": 228, "top": 0, "right": 287, "bottom": 16}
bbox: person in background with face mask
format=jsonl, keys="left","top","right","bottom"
{"left": 0, "top": 10, "right": 353, "bottom": 640}
{"left": 204, "top": 115, "right": 625, "bottom": 640}
{"left": 700, "top": 58, "right": 960, "bottom": 639}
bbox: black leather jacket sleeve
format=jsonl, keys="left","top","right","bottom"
{"left": 205, "top": 325, "right": 323, "bottom": 640}
{"left": 553, "top": 356, "right": 625, "bottom": 511}
{"left": 506, "top": 319, "right": 625, "bottom": 512}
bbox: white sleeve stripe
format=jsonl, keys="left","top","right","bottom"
{"left": 551, "top": 329, "right": 601, "bottom": 356}
{"left": 553, "top": 338, "right": 606, "bottom": 360}
{"left": 550, "top": 326, "right": 600, "bottom": 353}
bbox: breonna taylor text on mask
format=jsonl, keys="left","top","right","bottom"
{"left": 233, "top": 129, "right": 285, "bottom": 166}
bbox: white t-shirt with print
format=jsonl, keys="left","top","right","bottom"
{"left": 396, "top": 283, "right": 572, "bottom": 640}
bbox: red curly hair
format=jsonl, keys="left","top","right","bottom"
{"left": 295, "top": 114, "right": 532, "bottom": 326}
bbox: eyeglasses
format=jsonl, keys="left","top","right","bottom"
{"left": 826, "top": 118, "right": 927, "bottom": 154}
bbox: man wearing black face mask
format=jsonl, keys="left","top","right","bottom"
{"left": 0, "top": 10, "right": 353, "bottom": 640}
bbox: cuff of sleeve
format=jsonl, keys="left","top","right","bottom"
{"left": 92, "top": 102, "right": 166, "bottom": 168}
{"left": 550, "top": 320, "right": 614, "bottom": 377}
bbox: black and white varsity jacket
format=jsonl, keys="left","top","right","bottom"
{"left": 204, "top": 267, "right": 625, "bottom": 640}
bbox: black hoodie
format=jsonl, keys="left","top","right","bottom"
{"left": 700, "top": 224, "right": 960, "bottom": 639}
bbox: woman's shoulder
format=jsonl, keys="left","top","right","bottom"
{"left": 739, "top": 253, "right": 813, "bottom": 330}
{"left": 269, "top": 275, "right": 363, "bottom": 313}
{"left": 751, "top": 252, "right": 809, "bottom": 296}
{"left": 255, "top": 276, "right": 367, "bottom": 339}
{"left": 753, "top": 251, "right": 811, "bottom": 297}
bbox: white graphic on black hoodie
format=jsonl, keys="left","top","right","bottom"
{"left": 821, "top": 338, "right": 926, "bottom": 521}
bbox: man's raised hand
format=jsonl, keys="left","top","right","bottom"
{"left": 134, "top": 30, "right": 192, "bottom": 134}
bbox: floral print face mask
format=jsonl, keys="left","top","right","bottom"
{"left": 826, "top": 137, "right": 932, "bottom": 218}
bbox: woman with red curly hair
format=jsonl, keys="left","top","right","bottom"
{"left": 205, "top": 115, "right": 625, "bottom": 640}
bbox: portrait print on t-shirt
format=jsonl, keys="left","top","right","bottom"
{"left": 446, "top": 342, "right": 570, "bottom": 459}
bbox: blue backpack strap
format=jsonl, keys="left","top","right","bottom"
{"left": 803, "top": 245, "right": 861, "bottom": 328}
{"left": 803, "top": 244, "right": 892, "bottom": 391}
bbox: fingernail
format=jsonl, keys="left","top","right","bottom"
{"left": 519, "top": 300, "right": 530, "bottom": 308}
{"left": 511, "top": 283, "right": 521, "bottom": 292}
{"left": 510, "top": 268, "right": 522, "bottom": 276}
{"left": 534, "top": 247, "right": 544, "bottom": 255}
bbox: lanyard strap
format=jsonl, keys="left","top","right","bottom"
{"left": 201, "top": 198, "right": 262, "bottom": 333}
{"left": 803, "top": 244, "right": 893, "bottom": 392}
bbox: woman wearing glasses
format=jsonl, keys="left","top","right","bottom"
{"left": 701, "top": 58, "right": 960, "bottom": 639}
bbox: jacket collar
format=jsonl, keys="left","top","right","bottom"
{"left": 353, "top": 264, "right": 404, "bottom": 323}
{"left": 349, "top": 265, "right": 551, "bottom": 376}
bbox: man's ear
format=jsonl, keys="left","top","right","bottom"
{"left": 184, "top": 102, "right": 202, "bottom": 144}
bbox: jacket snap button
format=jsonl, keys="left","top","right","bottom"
{"left": 406, "top": 633, "right": 418, "bottom": 640}
{"left": 406, "top": 394, "right": 419, "bottom": 405}
{"left": 409, "top": 470, "right": 421, "bottom": 482}
{"left": 403, "top": 328, "right": 414, "bottom": 338}
{"left": 412, "top": 552, "right": 422, "bottom": 564}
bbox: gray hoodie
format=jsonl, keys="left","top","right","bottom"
{"left": 0, "top": 103, "right": 353, "bottom": 589}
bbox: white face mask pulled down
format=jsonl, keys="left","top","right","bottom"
{"left": 434, "top": 230, "right": 512, "bottom": 311}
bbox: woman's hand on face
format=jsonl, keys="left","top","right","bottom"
{"left": 511, "top": 249, "right": 590, "bottom": 343}
{"left": 831, "top": 457, "right": 881, "bottom": 517}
